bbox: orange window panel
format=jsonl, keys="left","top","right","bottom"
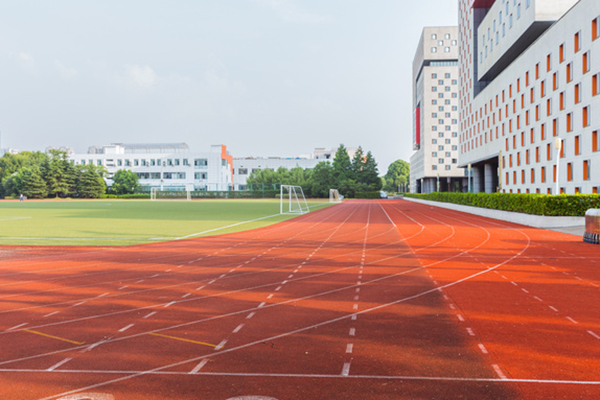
{"left": 517, "top": 153, "right": 521, "bottom": 166}
{"left": 547, "top": 143, "right": 552, "bottom": 160}
{"left": 536, "top": 147, "right": 540, "bottom": 163}
{"left": 559, "top": 44, "right": 565, "bottom": 63}
{"left": 553, "top": 119, "right": 558, "bottom": 137}
{"left": 531, "top": 168, "right": 535, "bottom": 183}
{"left": 575, "top": 32, "right": 580, "bottom": 52}
{"left": 541, "top": 123, "right": 546, "bottom": 140}
{"left": 575, "top": 84, "right": 580, "bottom": 103}
{"left": 521, "top": 170, "right": 525, "bottom": 184}
{"left": 553, "top": 165, "right": 557, "bottom": 182}
{"left": 594, "top": 18, "right": 599, "bottom": 41}
{"left": 567, "top": 113, "right": 573, "bottom": 132}
{"left": 594, "top": 131, "right": 599, "bottom": 152}
{"left": 575, "top": 135, "right": 580, "bottom": 155}
{"left": 535, "top": 63, "right": 540, "bottom": 79}
{"left": 546, "top": 54, "right": 551, "bottom": 71}
{"left": 567, "top": 63, "right": 572, "bottom": 82}
{"left": 560, "top": 92, "right": 565, "bottom": 110}
{"left": 593, "top": 74, "right": 599, "bottom": 96}
{"left": 594, "top": 187, "right": 599, "bottom": 194}
{"left": 583, "top": 52, "right": 589, "bottom": 74}
{"left": 553, "top": 72, "right": 558, "bottom": 90}
{"left": 526, "top": 149, "right": 530, "bottom": 164}
{"left": 583, "top": 106, "right": 589, "bottom": 127}
{"left": 583, "top": 160, "right": 589, "bottom": 180}
{"left": 526, "top": 71, "right": 530, "bottom": 86}
{"left": 541, "top": 166, "right": 546, "bottom": 183}
{"left": 567, "top": 163, "right": 573, "bottom": 181}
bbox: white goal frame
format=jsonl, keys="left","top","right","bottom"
{"left": 151, "top": 188, "right": 191, "bottom": 201}
{"left": 280, "top": 185, "right": 309, "bottom": 214}
{"left": 329, "top": 189, "right": 342, "bottom": 203}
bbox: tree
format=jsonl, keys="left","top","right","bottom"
{"left": 383, "top": 159, "right": 410, "bottom": 193}
{"left": 18, "top": 167, "right": 48, "bottom": 199}
{"left": 43, "top": 150, "right": 73, "bottom": 198}
{"left": 111, "top": 169, "right": 139, "bottom": 194}
{"left": 332, "top": 144, "right": 352, "bottom": 182}
{"left": 76, "top": 165, "right": 106, "bottom": 198}
{"left": 309, "top": 162, "right": 334, "bottom": 198}
{"left": 361, "top": 151, "right": 382, "bottom": 191}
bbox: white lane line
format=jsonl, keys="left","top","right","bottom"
{"left": 433, "top": 281, "right": 438, "bottom": 285}
{"left": 97, "top": 293, "right": 109, "bottom": 298}
{"left": 214, "top": 340, "right": 227, "bottom": 351}
{"left": 549, "top": 306, "right": 559, "bottom": 312}
{"left": 346, "top": 344, "right": 353, "bottom": 354}
{"left": 566, "top": 317, "right": 578, "bottom": 324}
{"left": 510, "top": 282, "right": 518, "bottom": 286}
{"left": 349, "top": 328, "right": 356, "bottom": 336}
{"left": 246, "top": 312, "right": 255, "bottom": 320}
{"left": 165, "top": 269, "right": 172, "bottom": 272}
{"left": 267, "top": 294, "right": 274, "bottom": 299}
{"left": 449, "top": 304, "right": 456, "bottom": 310}
{"left": 466, "top": 328, "right": 475, "bottom": 336}
{"left": 44, "top": 311, "right": 59, "bottom": 318}
{"left": 351, "top": 315, "right": 357, "bottom": 321}
{"left": 501, "top": 275, "right": 508, "bottom": 280}
{"left": 189, "top": 359, "right": 209, "bottom": 374}
{"left": 135, "top": 280, "right": 145, "bottom": 284}
{"left": 219, "top": 274, "right": 226, "bottom": 279}
{"left": 150, "top": 274, "right": 159, "bottom": 278}
{"left": 356, "top": 281, "right": 361, "bottom": 285}
{"left": 521, "top": 288, "right": 529, "bottom": 294}
{"left": 492, "top": 364, "right": 507, "bottom": 379}
{"left": 341, "top": 362, "right": 352, "bottom": 376}
{"left": 143, "top": 311, "right": 157, "bottom": 319}
{"left": 164, "top": 301, "right": 176, "bottom": 308}
{"left": 119, "top": 324, "right": 134, "bottom": 332}
{"left": 534, "top": 296, "right": 543, "bottom": 302}
{"left": 288, "top": 275, "right": 294, "bottom": 279}
{"left": 71, "top": 301, "right": 87, "bottom": 308}
{"left": 353, "top": 304, "right": 359, "bottom": 310}
{"left": 575, "top": 277, "right": 583, "bottom": 281}
{"left": 354, "top": 295, "right": 359, "bottom": 301}
{"left": 209, "top": 280, "right": 216, "bottom": 284}
{"left": 182, "top": 293, "right": 191, "bottom": 299}
{"left": 232, "top": 324, "right": 244, "bottom": 333}
{"left": 457, "top": 314, "right": 465, "bottom": 322}
{"left": 478, "top": 344, "right": 489, "bottom": 354}
{"left": 355, "top": 288, "right": 360, "bottom": 293}
{"left": 275, "top": 286, "right": 282, "bottom": 291}
{"left": 47, "top": 357, "right": 72, "bottom": 371}
{"left": 258, "top": 302, "right": 266, "bottom": 308}
{"left": 196, "top": 286, "right": 205, "bottom": 290}
{"left": 282, "top": 280, "right": 288, "bottom": 285}
{"left": 7, "top": 323, "right": 28, "bottom": 331}
{"left": 118, "top": 286, "right": 128, "bottom": 291}
{"left": 588, "top": 331, "right": 600, "bottom": 340}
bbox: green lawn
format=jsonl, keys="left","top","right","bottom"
{"left": 0, "top": 199, "right": 333, "bottom": 246}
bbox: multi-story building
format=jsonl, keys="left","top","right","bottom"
{"left": 70, "top": 143, "right": 233, "bottom": 191}
{"left": 459, "top": 0, "right": 600, "bottom": 194}
{"left": 232, "top": 157, "right": 320, "bottom": 191}
{"left": 410, "top": 27, "right": 466, "bottom": 193}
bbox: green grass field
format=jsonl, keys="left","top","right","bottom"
{"left": 0, "top": 199, "right": 333, "bottom": 247}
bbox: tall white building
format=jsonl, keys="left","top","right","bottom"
{"left": 70, "top": 143, "right": 233, "bottom": 191}
{"left": 459, "top": 0, "right": 600, "bottom": 194}
{"left": 410, "top": 27, "right": 467, "bottom": 193}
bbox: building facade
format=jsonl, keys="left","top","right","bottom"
{"left": 459, "top": 0, "right": 600, "bottom": 194}
{"left": 410, "top": 27, "right": 467, "bottom": 193}
{"left": 70, "top": 143, "right": 233, "bottom": 191}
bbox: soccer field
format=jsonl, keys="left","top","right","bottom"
{"left": 0, "top": 199, "right": 333, "bottom": 246}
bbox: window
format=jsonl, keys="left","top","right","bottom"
{"left": 174, "top": 159, "right": 180, "bottom": 166}
{"left": 574, "top": 31, "right": 580, "bottom": 52}
{"left": 238, "top": 168, "right": 248, "bottom": 175}
{"left": 575, "top": 135, "right": 581, "bottom": 155}
{"left": 438, "top": 40, "right": 444, "bottom": 46}
{"left": 431, "top": 34, "right": 437, "bottom": 40}
{"left": 584, "top": 160, "right": 591, "bottom": 180}
{"left": 117, "top": 159, "right": 122, "bottom": 166}
{"left": 183, "top": 159, "right": 189, "bottom": 166}
{"left": 541, "top": 166, "right": 546, "bottom": 183}
{"left": 445, "top": 33, "right": 450, "bottom": 39}
{"left": 553, "top": 72, "right": 558, "bottom": 90}
{"left": 452, "top": 40, "right": 457, "bottom": 45}
{"left": 445, "top": 165, "right": 452, "bottom": 170}
{"left": 594, "top": 131, "right": 599, "bottom": 152}
{"left": 567, "top": 113, "right": 573, "bottom": 132}
{"left": 559, "top": 44, "right": 565, "bottom": 63}
{"left": 194, "top": 172, "right": 208, "bottom": 180}
{"left": 594, "top": 17, "right": 599, "bottom": 41}
{"left": 432, "top": 87, "right": 437, "bottom": 92}
{"left": 593, "top": 74, "right": 599, "bottom": 96}
{"left": 567, "top": 162, "right": 573, "bottom": 181}
{"left": 194, "top": 158, "right": 208, "bottom": 167}
{"left": 575, "top": 84, "right": 581, "bottom": 103}
{"left": 432, "top": 152, "right": 438, "bottom": 157}
{"left": 444, "top": 47, "right": 451, "bottom": 53}
{"left": 583, "top": 52, "right": 590, "bottom": 74}
{"left": 432, "top": 73, "right": 437, "bottom": 79}
{"left": 583, "top": 106, "right": 590, "bottom": 127}
{"left": 560, "top": 91, "right": 565, "bottom": 110}
{"left": 431, "top": 47, "right": 437, "bottom": 53}
{"left": 567, "top": 63, "right": 573, "bottom": 82}
{"left": 546, "top": 54, "right": 551, "bottom": 72}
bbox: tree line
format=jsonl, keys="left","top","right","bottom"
{"left": 247, "top": 144, "right": 383, "bottom": 198}
{"left": 0, "top": 150, "right": 106, "bottom": 199}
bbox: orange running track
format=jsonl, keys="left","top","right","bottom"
{"left": 0, "top": 199, "right": 599, "bottom": 400}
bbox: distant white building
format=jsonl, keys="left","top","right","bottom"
{"left": 69, "top": 143, "right": 233, "bottom": 191}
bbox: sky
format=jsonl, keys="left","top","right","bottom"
{"left": 0, "top": 0, "right": 458, "bottom": 173}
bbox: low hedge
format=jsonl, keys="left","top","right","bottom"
{"left": 404, "top": 192, "right": 600, "bottom": 217}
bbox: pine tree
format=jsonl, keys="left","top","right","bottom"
{"left": 332, "top": 144, "right": 352, "bottom": 182}
{"left": 19, "top": 167, "right": 48, "bottom": 199}
{"left": 76, "top": 165, "right": 106, "bottom": 198}
{"left": 362, "top": 151, "right": 382, "bottom": 191}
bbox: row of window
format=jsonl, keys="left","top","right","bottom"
{"left": 133, "top": 172, "right": 208, "bottom": 180}
{"left": 79, "top": 158, "right": 212, "bottom": 167}
{"left": 432, "top": 165, "right": 456, "bottom": 171}
{"left": 503, "top": 160, "right": 592, "bottom": 189}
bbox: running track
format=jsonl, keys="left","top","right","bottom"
{"left": 0, "top": 199, "right": 599, "bottom": 399}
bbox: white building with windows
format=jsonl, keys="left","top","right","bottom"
{"left": 410, "top": 27, "right": 467, "bottom": 193}
{"left": 459, "top": 0, "right": 600, "bottom": 194}
{"left": 70, "top": 143, "right": 233, "bottom": 191}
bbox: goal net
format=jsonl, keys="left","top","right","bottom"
{"left": 280, "top": 185, "right": 309, "bottom": 214}
{"left": 151, "top": 188, "right": 191, "bottom": 201}
{"left": 329, "top": 189, "right": 342, "bottom": 203}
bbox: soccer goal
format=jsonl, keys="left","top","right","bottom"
{"left": 329, "top": 189, "right": 342, "bottom": 203}
{"left": 280, "top": 185, "right": 309, "bottom": 214}
{"left": 150, "top": 188, "right": 191, "bottom": 201}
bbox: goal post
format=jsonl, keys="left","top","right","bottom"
{"left": 150, "top": 188, "right": 191, "bottom": 201}
{"left": 280, "top": 185, "right": 309, "bottom": 214}
{"left": 329, "top": 189, "right": 342, "bottom": 203}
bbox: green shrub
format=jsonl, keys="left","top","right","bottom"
{"left": 403, "top": 192, "right": 600, "bottom": 216}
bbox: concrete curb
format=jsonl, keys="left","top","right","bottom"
{"left": 403, "top": 197, "right": 584, "bottom": 229}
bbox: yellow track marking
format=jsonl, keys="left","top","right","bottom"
{"left": 24, "top": 329, "right": 85, "bottom": 345}
{"left": 148, "top": 332, "right": 216, "bottom": 347}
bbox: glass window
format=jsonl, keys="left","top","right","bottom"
{"left": 445, "top": 34, "right": 450, "bottom": 39}
{"left": 431, "top": 47, "right": 437, "bottom": 53}
{"left": 431, "top": 34, "right": 437, "bottom": 40}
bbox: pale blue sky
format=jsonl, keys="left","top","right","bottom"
{"left": 0, "top": 0, "right": 457, "bottom": 171}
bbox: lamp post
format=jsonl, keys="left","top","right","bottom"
{"left": 468, "top": 163, "right": 472, "bottom": 193}
{"left": 555, "top": 137, "right": 562, "bottom": 195}
{"left": 437, "top": 174, "right": 440, "bottom": 192}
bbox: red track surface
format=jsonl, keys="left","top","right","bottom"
{"left": 1, "top": 199, "right": 599, "bottom": 399}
